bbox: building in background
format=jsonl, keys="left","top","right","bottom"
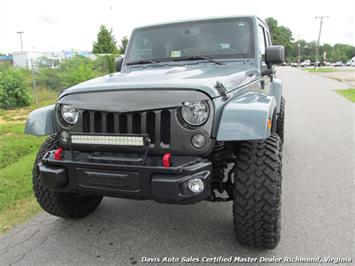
{"left": 11, "top": 50, "right": 94, "bottom": 69}
{"left": 12, "top": 51, "right": 45, "bottom": 69}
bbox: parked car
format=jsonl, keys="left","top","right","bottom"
{"left": 26, "top": 16, "right": 285, "bottom": 249}
{"left": 300, "top": 59, "right": 311, "bottom": 67}
{"left": 334, "top": 61, "right": 344, "bottom": 67}
{"left": 291, "top": 62, "right": 298, "bottom": 67}
{"left": 346, "top": 57, "right": 355, "bottom": 66}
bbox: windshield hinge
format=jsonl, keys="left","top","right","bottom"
{"left": 215, "top": 81, "right": 229, "bottom": 100}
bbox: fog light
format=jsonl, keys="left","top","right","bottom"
{"left": 60, "top": 131, "right": 69, "bottom": 143}
{"left": 188, "top": 178, "right": 204, "bottom": 193}
{"left": 191, "top": 134, "right": 206, "bottom": 148}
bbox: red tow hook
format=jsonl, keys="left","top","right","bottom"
{"left": 162, "top": 153, "right": 171, "bottom": 168}
{"left": 54, "top": 147, "right": 63, "bottom": 160}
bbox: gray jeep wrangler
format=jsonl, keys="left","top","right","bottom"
{"left": 26, "top": 16, "right": 285, "bottom": 249}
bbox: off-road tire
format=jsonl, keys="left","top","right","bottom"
{"left": 276, "top": 97, "right": 285, "bottom": 141}
{"left": 233, "top": 133, "right": 282, "bottom": 249}
{"left": 33, "top": 136, "right": 103, "bottom": 218}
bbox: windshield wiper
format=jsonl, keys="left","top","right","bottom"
{"left": 126, "top": 59, "right": 160, "bottom": 65}
{"left": 172, "top": 55, "right": 224, "bottom": 65}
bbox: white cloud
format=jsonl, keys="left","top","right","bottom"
{"left": 37, "top": 15, "right": 60, "bottom": 25}
{"left": 0, "top": 0, "right": 354, "bottom": 53}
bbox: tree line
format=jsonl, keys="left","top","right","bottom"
{"left": 1, "top": 20, "right": 354, "bottom": 109}
{"left": 265, "top": 17, "right": 355, "bottom": 63}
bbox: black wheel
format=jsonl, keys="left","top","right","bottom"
{"left": 276, "top": 97, "right": 285, "bottom": 141}
{"left": 233, "top": 133, "right": 282, "bottom": 249}
{"left": 33, "top": 136, "right": 103, "bottom": 218}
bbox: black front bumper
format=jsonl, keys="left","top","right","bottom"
{"left": 39, "top": 151, "right": 212, "bottom": 204}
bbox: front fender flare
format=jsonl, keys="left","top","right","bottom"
{"left": 270, "top": 78, "right": 282, "bottom": 113}
{"left": 25, "top": 105, "right": 56, "bottom": 136}
{"left": 216, "top": 92, "right": 276, "bottom": 141}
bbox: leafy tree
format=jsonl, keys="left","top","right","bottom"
{"left": 265, "top": 17, "right": 294, "bottom": 62}
{"left": 266, "top": 17, "right": 355, "bottom": 63}
{"left": 119, "top": 36, "right": 128, "bottom": 54}
{"left": 92, "top": 25, "right": 118, "bottom": 54}
{"left": 0, "top": 67, "right": 32, "bottom": 109}
{"left": 93, "top": 54, "right": 116, "bottom": 74}
{"left": 37, "top": 56, "right": 98, "bottom": 90}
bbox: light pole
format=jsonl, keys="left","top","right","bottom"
{"left": 16, "top": 31, "right": 24, "bottom": 51}
{"left": 298, "top": 43, "right": 301, "bottom": 67}
{"left": 314, "top": 16, "right": 329, "bottom": 69}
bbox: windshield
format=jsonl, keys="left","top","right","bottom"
{"left": 126, "top": 18, "right": 254, "bottom": 64}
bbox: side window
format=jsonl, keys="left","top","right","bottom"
{"left": 257, "top": 25, "right": 266, "bottom": 56}
{"left": 258, "top": 25, "right": 268, "bottom": 70}
{"left": 266, "top": 31, "right": 271, "bottom": 46}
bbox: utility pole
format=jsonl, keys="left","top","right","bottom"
{"left": 16, "top": 31, "right": 24, "bottom": 51}
{"left": 314, "top": 16, "right": 329, "bottom": 69}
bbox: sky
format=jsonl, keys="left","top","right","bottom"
{"left": 0, "top": 0, "right": 354, "bottom": 53}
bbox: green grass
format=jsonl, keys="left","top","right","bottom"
{"left": 0, "top": 198, "right": 40, "bottom": 233}
{"left": 304, "top": 68, "right": 338, "bottom": 73}
{"left": 0, "top": 124, "right": 45, "bottom": 169}
{"left": 0, "top": 153, "right": 38, "bottom": 211}
{"left": 336, "top": 88, "right": 355, "bottom": 102}
{"left": 0, "top": 124, "right": 45, "bottom": 233}
{"left": 0, "top": 87, "right": 56, "bottom": 234}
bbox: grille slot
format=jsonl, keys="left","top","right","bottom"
{"left": 119, "top": 114, "right": 127, "bottom": 133}
{"left": 160, "top": 110, "right": 170, "bottom": 145}
{"left": 146, "top": 112, "right": 155, "bottom": 143}
{"left": 106, "top": 113, "right": 114, "bottom": 133}
{"left": 94, "top": 112, "right": 102, "bottom": 133}
{"left": 82, "top": 110, "right": 172, "bottom": 147}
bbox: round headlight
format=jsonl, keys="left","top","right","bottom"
{"left": 61, "top": 105, "right": 79, "bottom": 125}
{"left": 181, "top": 101, "right": 209, "bottom": 126}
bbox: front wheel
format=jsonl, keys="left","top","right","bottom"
{"left": 233, "top": 133, "right": 282, "bottom": 249}
{"left": 33, "top": 136, "right": 103, "bottom": 218}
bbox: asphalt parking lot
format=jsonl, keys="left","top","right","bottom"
{"left": 0, "top": 67, "right": 353, "bottom": 265}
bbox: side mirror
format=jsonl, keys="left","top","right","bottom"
{"left": 115, "top": 56, "right": 124, "bottom": 72}
{"left": 265, "top": 46, "right": 285, "bottom": 65}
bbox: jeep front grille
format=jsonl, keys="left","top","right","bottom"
{"left": 81, "top": 109, "right": 171, "bottom": 147}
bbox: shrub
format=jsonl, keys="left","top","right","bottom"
{"left": 0, "top": 68, "right": 32, "bottom": 109}
{"left": 37, "top": 67, "right": 62, "bottom": 90}
{"left": 59, "top": 55, "right": 96, "bottom": 88}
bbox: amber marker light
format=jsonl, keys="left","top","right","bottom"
{"left": 267, "top": 118, "right": 272, "bottom": 129}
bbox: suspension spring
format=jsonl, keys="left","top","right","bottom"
{"left": 209, "top": 141, "right": 226, "bottom": 193}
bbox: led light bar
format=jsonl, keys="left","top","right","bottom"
{"left": 71, "top": 135, "right": 144, "bottom": 146}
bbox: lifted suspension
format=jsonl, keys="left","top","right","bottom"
{"left": 208, "top": 141, "right": 234, "bottom": 202}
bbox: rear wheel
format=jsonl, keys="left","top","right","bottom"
{"left": 33, "top": 136, "right": 103, "bottom": 218}
{"left": 276, "top": 97, "right": 285, "bottom": 141}
{"left": 233, "top": 133, "right": 282, "bottom": 249}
